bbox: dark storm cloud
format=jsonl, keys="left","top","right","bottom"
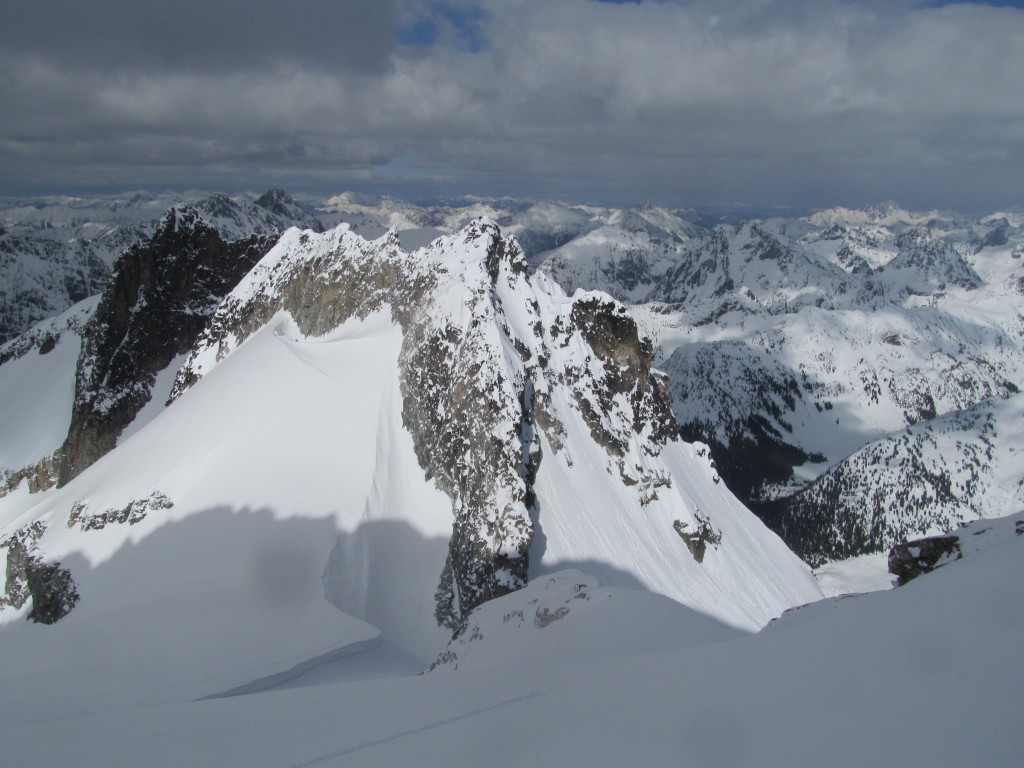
{"left": 0, "top": 0, "right": 396, "bottom": 73}
{"left": 1, "top": 0, "right": 1023, "bottom": 211}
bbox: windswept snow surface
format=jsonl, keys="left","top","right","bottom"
{"left": 814, "top": 552, "right": 894, "bottom": 597}
{"left": 0, "top": 515, "right": 1020, "bottom": 767}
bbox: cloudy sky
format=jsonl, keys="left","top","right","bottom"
{"left": 2, "top": 0, "right": 1023, "bottom": 211}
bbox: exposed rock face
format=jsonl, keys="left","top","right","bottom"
{"left": 56, "top": 208, "right": 274, "bottom": 484}
{"left": 673, "top": 511, "right": 722, "bottom": 564}
{"left": 1, "top": 454, "right": 58, "bottom": 498}
{"left": 888, "top": 534, "right": 962, "bottom": 586}
{"left": 561, "top": 296, "right": 676, "bottom": 501}
{"left": 0, "top": 522, "right": 79, "bottom": 624}
{"left": 25, "top": 561, "right": 80, "bottom": 624}
{"left": 67, "top": 492, "right": 173, "bottom": 531}
{"left": 173, "top": 219, "right": 679, "bottom": 631}
{"left": 55, "top": 192, "right": 319, "bottom": 486}
{"left": 0, "top": 523, "right": 45, "bottom": 610}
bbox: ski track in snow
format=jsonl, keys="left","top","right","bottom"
{"left": 289, "top": 690, "right": 544, "bottom": 767}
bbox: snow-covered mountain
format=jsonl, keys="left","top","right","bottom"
{"left": 527, "top": 202, "right": 1024, "bottom": 562}
{"left": 6, "top": 190, "right": 1020, "bottom": 566}
{"left": 1, "top": 216, "right": 821, "bottom": 652}
{"left": 0, "top": 190, "right": 324, "bottom": 492}
{"left": 767, "top": 393, "right": 1024, "bottom": 565}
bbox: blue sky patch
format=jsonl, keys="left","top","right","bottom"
{"left": 397, "top": 3, "right": 490, "bottom": 52}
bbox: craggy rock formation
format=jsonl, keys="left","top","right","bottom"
{"left": 888, "top": 534, "right": 962, "bottom": 586}
{"left": 0, "top": 522, "right": 79, "bottom": 624}
{"left": 673, "top": 511, "right": 722, "bottom": 564}
{"left": 173, "top": 219, "right": 679, "bottom": 631}
{"left": 563, "top": 297, "right": 676, "bottom": 500}
{"left": 67, "top": 492, "right": 174, "bottom": 531}
{"left": 56, "top": 192, "right": 320, "bottom": 486}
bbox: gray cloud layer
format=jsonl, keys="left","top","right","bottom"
{"left": 2, "top": 0, "right": 1022, "bottom": 210}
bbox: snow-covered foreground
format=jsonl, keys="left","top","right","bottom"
{"left": 1, "top": 514, "right": 1020, "bottom": 767}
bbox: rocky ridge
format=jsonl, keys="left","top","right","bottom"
{"left": 172, "top": 219, "right": 680, "bottom": 629}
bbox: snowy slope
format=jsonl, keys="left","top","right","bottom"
{"left": 0, "top": 306, "right": 454, "bottom": 657}
{"left": 0, "top": 298, "right": 97, "bottom": 490}
{"left": 170, "top": 219, "right": 821, "bottom": 631}
{"left": 0, "top": 511, "right": 1019, "bottom": 767}
{"left": 1, "top": 200, "right": 1019, "bottom": 766}
{"left": 6, "top": 191, "right": 1019, "bottom": 569}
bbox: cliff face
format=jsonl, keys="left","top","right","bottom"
{"left": 57, "top": 209, "right": 275, "bottom": 485}
{"left": 55, "top": 192, "right": 323, "bottom": 486}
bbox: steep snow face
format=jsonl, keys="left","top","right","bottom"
{"left": 51, "top": 193, "right": 325, "bottom": 487}
{"left": 0, "top": 299, "right": 97, "bottom": 490}
{"left": 0, "top": 305, "right": 453, "bottom": 657}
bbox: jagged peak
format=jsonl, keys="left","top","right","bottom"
{"left": 165, "top": 217, "right": 689, "bottom": 629}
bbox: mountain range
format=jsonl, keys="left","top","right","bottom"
{"left": 0, "top": 189, "right": 1020, "bottom": 765}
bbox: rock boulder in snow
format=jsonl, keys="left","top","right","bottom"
{"left": 888, "top": 534, "right": 962, "bottom": 586}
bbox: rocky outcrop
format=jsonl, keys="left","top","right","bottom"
{"left": 673, "top": 511, "right": 722, "bottom": 564}
{"left": 0, "top": 522, "right": 79, "bottom": 624}
{"left": 67, "top": 492, "right": 173, "bottom": 531}
{"left": 1, "top": 453, "right": 58, "bottom": 497}
{"left": 888, "top": 534, "right": 962, "bottom": 586}
{"left": 25, "top": 561, "right": 80, "bottom": 625}
{"left": 56, "top": 192, "right": 318, "bottom": 486}
{"left": 56, "top": 208, "right": 273, "bottom": 484}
